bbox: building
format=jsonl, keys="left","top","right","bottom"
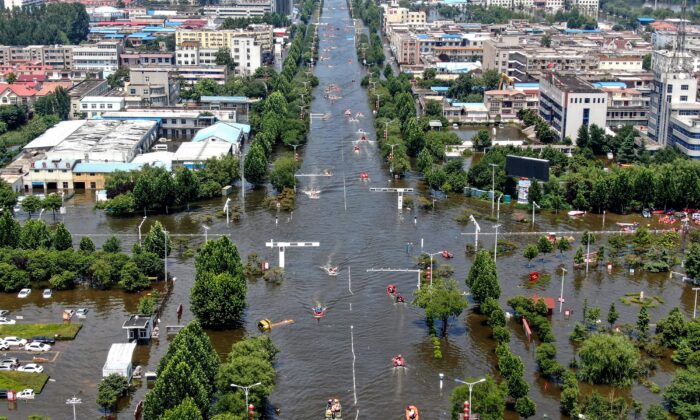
{"left": 68, "top": 79, "right": 110, "bottom": 119}
{"left": 3, "top": 0, "right": 44, "bottom": 9}
{"left": 648, "top": 50, "right": 697, "bottom": 145}
{"left": 593, "top": 82, "right": 648, "bottom": 128}
{"left": 202, "top": 0, "right": 273, "bottom": 18}
{"left": 173, "top": 141, "right": 233, "bottom": 168}
{"left": 539, "top": 72, "right": 607, "bottom": 141}
{"left": 175, "top": 25, "right": 274, "bottom": 54}
{"left": 72, "top": 41, "right": 122, "bottom": 77}
{"left": 176, "top": 65, "right": 228, "bottom": 85}
{"left": 482, "top": 36, "right": 522, "bottom": 75}
{"left": 485, "top": 87, "right": 539, "bottom": 121}
{"left": 102, "top": 109, "right": 217, "bottom": 138}
{"left": 127, "top": 67, "right": 180, "bottom": 107}
{"left": 72, "top": 162, "right": 145, "bottom": 190}
{"left": 509, "top": 48, "right": 600, "bottom": 83}
{"left": 597, "top": 54, "right": 644, "bottom": 72}
{"left": 485, "top": 0, "right": 597, "bottom": 16}
{"left": 120, "top": 51, "right": 175, "bottom": 67}
{"left": 122, "top": 314, "right": 156, "bottom": 342}
{"left": 102, "top": 342, "right": 137, "bottom": 380}
{"left": 0, "top": 45, "right": 73, "bottom": 68}
{"left": 200, "top": 95, "right": 256, "bottom": 122}
{"left": 191, "top": 121, "right": 250, "bottom": 154}
{"left": 274, "top": 0, "right": 292, "bottom": 15}
{"left": 79, "top": 96, "right": 125, "bottom": 118}
{"left": 0, "top": 81, "right": 72, "bottom": 107}
{"left": 176, "top": 39, "right": 262, "bottom": 76}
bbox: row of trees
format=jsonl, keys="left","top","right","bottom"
{"left": 221, "top": 12, "right": 290, "bottom": 29}
{"left": 0, "top": 4, "right": 89, "bottom": 45}
{"left": 99, "top": 158, "right": 239, "bottom": 215}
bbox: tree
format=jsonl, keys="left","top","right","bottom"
{"left": 686, "top": 243, "right": 700, "bottom": 280}
{"left": 162, "top": 397, "right": 203, "bottom": 420}
{"left": 79, "top": 236, "right": 95, "bottom": 252}
{"left": 537, "top": 235, "right": 553, "bottom": 258}
{"left": 638, "top": 305, "right": 650, "bottom": 340}
{"left": 19, "top": 220, "right": 52, "bottom": 249}
{"left": 557, "top": 237, "right": 571, "bottom": 256}
{"left": 144, "top": 221, "right": 171, "bottom": 257}
{"left": 481, "top": 69, "right": 501, "bottom": 90}
{"left": 607, "top": 302, "right": 619, "bottom": 329}
{"left": 191, "top": 270, "right": 247, "bottom": 328}
{"left": 528, "top": 180, "right": 542, "bottom": 205}
{"left": 412, "top": 278, "right": 467, "bottom": 336}
{"left": 0, "top": 211, "right": 20, "bottom": 248}
{"left": 576, "top": 124, "right": 590, "bottom": 149}
{"left": 96, "top": 373, "right": 130, "bottom": 412}
{"left": 52, "top": 222, "right": 72, "bottom": 250}
{"left": 244, "top": 142, "right": 268, "bottom": 186}
{"left": 647, "top": 404, "right": 671, "bottom": 420}
{"left": 137, "top": 295, "right": 157, "bottom": 316}
{"left": 617, "top": 131, "right": 637, "bottom": 163}
{"left": 642, "top": 53, "right": 652, "bottom": 71}
{"left": 215, "top": 47, "right": 236, "bottom": 71}
{"left": 424, "top": 100, "right": 443, "bottom": 118}
{"left": 465, "top": 249, "right": 500, "bottom": 304}
{"left": 664, "top": 368, "right": 700, "bottom": 420}
{"left": 102, "top": 235, "right": 121, "bottom": 253}
{"left": 269, "top": 155, "right": 299, "bottom": 192}
{"left": 119, "top": 261, "right": 149, "bottom": 292}
{"left": 472, "top": 129, "right": 491, "bottom": 152}
{"left": 449, "top": 375, "right": 506, "bottom": 420}
{"left": 523, "top": 244, "right": 539, "bottom": 267}
{"left": 541, "top": 33, "right": 552, "bottom": 47}
{"left": 143, "top": 356, "right": 209, "bottom": 419}
{"left": 5, "top": 73, "right": 16, "bottom": 84}
{"left": 515, "top": 396, "right": 537, "bottom": 418}
{"left": 577, "top": 333, "right": 640, "bottom": 386}
{"left": 174, "top": 167, "right": 200, "bottom": 208}
{"left": 656, "top": 307, "right": 688, "bottom": 348}
{"left": 21, "top": 195, "right": 42, "bottom": 218}
{"left": 581, "top": 231, "right": 596, "bottom": 246}
{"left": 42, "top": 193, "right": 62, "bottom": 220}
{"left": 404, "top": 117, "right": 425, "bottom": 156}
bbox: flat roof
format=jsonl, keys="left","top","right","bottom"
{"left": 103, "top": 110, "right": 201, "bottom": 119}
{"left": 174, "top": 141, "right": 232, "bottom": 161}
{"left": 24, "top": 120, "right": 87, "bottom": 150}
{"left": 103, "top": 342, "right": 137, "bottom": 372}
{"left": 200, "top": 95, "right": 251, "bottom": 103}
{"left": 123, "top": 314, "right": 152, "bottom": 328}
{"left": 73, "top": 162, "right": 144, "bottom": 173}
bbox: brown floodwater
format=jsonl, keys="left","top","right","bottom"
{"left": 1, "top": 2, "right": 695, "bottom": 418}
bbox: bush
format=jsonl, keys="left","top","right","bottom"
{"left": 96, "top": 373, "right": 130, "bottom": 412}
{"left": 577, "top": 334, "right": 640, "bottom": 386}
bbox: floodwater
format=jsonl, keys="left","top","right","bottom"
{"left": 1, "top": 1, "right": 696, "bottom": 418}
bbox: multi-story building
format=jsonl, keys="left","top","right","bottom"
{"left": 510, "top": 48, "right": 600, "bottom": 82}
{"left": 0, "top": 45, "right": 73, "bottom": 68}
{"left": 593, "top": 82, "right": 649, "bottom": 128}
{"left": 486, "top": 0, "right": 597, "bottom": 17}
{"left": 79, "top": 96, "right": 125, "bottom": 118}
{"left": 127, "top": 67, "right": 180, "bottom": 107}
{"left": 648, "top": 50, "right": 697, "bottom": 146}
{"left": 380, "top": 5, "right": 426, "bottom": 33}
{"left": 668, "top": 112, "right": 700, "bottom": 159}
{"left": 176, "top": 41, "right": 218, "bottom": 66}
{"left": 202, "top": 0, "right": 273, "bottom": 19}
{"left": 72, "top": 41, "right": 122, "bottom": 77}
{"left": 120, "top": 51, "right": 175, "bottom": 67}
{"left": 273, "top": 0, "right": 292, "bottom": 16}
{"left": 176, "top": 65, "right": 228, "bottom": 85}
{"left": 68, "top": 79, "right": 110, "bottom": 119}
{"left": 176, "top": 39, "right": 262, "bottom": 76}
{"left": 4, "top": 0, "right": 44, "bottom": 9}
{"left": 485, "top": 85, "right": 539, "bottom": 121}
{"left": 539, "top": 72, "right": 608, "bottom": 141}
{"left": 482, "top": 36, "right": 523, "bottom": 75}
{"left": 175, "top": 25, "right": 274, "bottom": 54}
{"left": 597, "top": 54, "right": 644, "bottom": 72}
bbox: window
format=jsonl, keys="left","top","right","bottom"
{"left": 681, "top": 95, "right": 688, "bottom": 102}
{"left": 584, "top": 98, "right": 590, "bottom": 104}
{"left": 108, "top": 104, "right": 113, "bottom": 109}
{"left": 130, "top": 89, "right": 136, "bottom": 95}
{"left": 90, "top": 182, "right": 96, "bottom": 189}
{"left": 667, "top": 85, "right": 673, "bottom": 93}
{"left": 89, "top": 172, "right": 96, "bottom": 176}
{"left": 100, "top": 104, "right": 105, "bottom": 109}
{"left": 47, "top": 170, "right": 53, "bottom": 173}
{"left": 682, "top": 84, "right": 689, "bottom": 91}
{"left": 75, "top": 173, "right": 82, "bottom": 176}
{"left": 582, "top": 108, "right": 590, "bottom": 127}
{"left": 62, "top": 182, "right": 68, "bottom": 189}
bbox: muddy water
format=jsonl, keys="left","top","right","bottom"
{"left": 0, "top": 1, "right": 695, "bottom": 418}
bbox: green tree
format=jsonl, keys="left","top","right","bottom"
{"left": 581, "top": 231, "right": 596, "bottom": 246}
{"left": 143, "top": 356, "right": 209, "bottom": 419}
{"left": 102, "top": 235, "right": 121, "bottom": 253}
{"left": 515, "top": 396, "right": 537, "bottom": 418}
{"left": 49, "top": 270, "right": 75, "bottom": 290}
{"left": 686, "top": 243, "right": 700, "bottom": 280}
{"left": 144, "top": 221, "right": 171, "bottom": 257}
{"left": 244, "top": 142, "right": 268, "bottom": 186}
{"left": 19, "top": 219, "right": 52, "bottom": 249}
{"left": 214, "top": 47, "right": 235, "bottom": 71}
{"left": 137, "top": 295, "right": 157, "bottom": 316}
{"left": 0, "top": 181, "right": 17, "bottom": 211}
{"left": 523, "top": 244, "right": 539, "bottom": 267}
{"left": 21, "top": 195, "right": 42, "bottom": 218}
{"left": 162, "top": 397, "right": 202, "bottom": 420}
{"left": 537, "top": 235, "right": 553, "bottom": 258}
{"left": 42, "top": 193, "right": 62, "bottom": 221}
{"left": 607, "top": 302, "right": 619, "bottom": 329}
{"left": 664, "top": 368, "right": 700, "bottom": 419}
{"left": 647, "top": 404, "right": 671, "bottom": 420}
{"left": 528, "top": 180, "right": 542, "bottom": 205}
{"left": 96, "top": 373, "right": 130, "bottom": 412}
{"left": 638, "top": 305, "right": 650, "bottom": 340}
{"left": 157, "top": 321, "right": 219, "bottom": 390}
{"left": 174, "top": 167, "right": 200, "bottom": 208}
{"left": 79, "top": 236, "right": 95, "bottom": 252}
{"left": 472, "top": 129, "right": 491, "bottom": 152}
{"left": 404, "top": 117, "right": 425, "bottom": 156}
{"left": 557, "top": 237, "right": 571, "bottom": 256}
{"left": 642, "top": 53, "right": 652, "bottom": 71}
{"left": 105, "top": 193, "right": 136, "bottom": 216}
{"left": 424, "top": 100, "right": 443, "bottom": 118}
{"left": 52, "top": 223, "right": 72, "bottom": 251}
{"left": 0, "top": 211, "right": 20, "bottom": 248}
{"left": 465, "top": 249, "right": 500, "bottom": 304}
{"left": 412, "top": 278, "right": 467, "bottom": 336}
{"left": 560, "top": 370, "right": 580, "bottom": 416}
{"left": 541, "top": 33, "right": 552, "bottom": 47}
{"left": 119, "top": 261, "right": 149, "bottom": 292}
{"left": 656, "top": 307, "right": 688, "bottom": 348}
{"left": 133, "top": 251, "right": 163, "bottom": 279}
{"left": 576, "top": 124, "right": 590, "bottom": 149}
{"left": 577, "top": 333, "right": 640, "bottom": 386}
{"left": 269, "top": 155, "right": 299, "bottom": 192}
{"left": 191, "top": 270, "right": 247, "bottom": 328}
{"left": 449, "top": 375, "right": 506, "bottom": 420}
{"left": 5, "top": 73, "right": 16, "bottom": 84}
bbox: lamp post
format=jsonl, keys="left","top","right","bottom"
{"left": 38, "top": 208, "right": 45, "bottom": 220}
{"left": 489, "top": 163, "right": 498, "bottom": 215}
{"left": 202, "top": 225, "right": 209, "bottom": 243}
{"left": 224, "top": 198, "right": 231, "bottom": 225}
{"left": 424, "top": 251, "right": 442, "bottom": 286}
{"left": 66, "top": 396, "right": 81, "bottom": 420}
{"left": 496, "top": 193, "right": 503, "bottom": 224}
{"left": 138, "top": 216, "right": 147, "bottom": 245}
{"left": 469, "top": 215, "right": 480, "bottom": 252}
{"left": 163, "top": 228, "right": 169, "bottom": 282}
{"left": 585, "top": 232, "right": 591, "bottom": 274}
{"left": 693, "top": 287, "right": 700, "bottom": 319}
{"left": 559, "top": 267, "right": 567, "bottom": 313}
{"left": 454, "top": 378, "right": 486, "bottom": 420}
{"left": 493, "top": 224, "right": 501, "bottom": 263}
{"left": 231, "top": 382, "right": 262, "bottom": 417}
{"left": 532, "top": 201, "right": 540, "bottom": 226}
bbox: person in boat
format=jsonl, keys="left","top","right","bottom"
{"left": 387, "top": 285, "right": 396, "bottom": 295}
{"left": 314, "top": 306, "right": 324, "bottom": 315}
{"left": 396, "top": 294, "right": 405, "bottom": 303}
{"left": 407, "top": 406, "right": 417, "bottom": 419}
{"left": 393, "top": 354, "right": 404, "bottom": 367}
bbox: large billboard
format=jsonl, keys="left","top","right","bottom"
{"left": 505, "top": 155, "right": 550, "bottom": 182}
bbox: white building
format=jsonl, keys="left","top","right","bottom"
{"left": 72, "top": 42, "right": 122, "bottom": 77}
{"left": 102, "top": 342, "right": 137, "bottom": 380}
{"left": 79, "top": 96, "right": 125, "bottom": 118}
{"left": 539, "top": 72, "right": 607, "bottom": 142}
{"left": 485, "top": 0, "right": 597, "bottom": 17}
{"left": 3, "top": 0, "right": 43, "bottom": 9}
{"left": 231, "top": 37, "right": 262, "bottom": 76}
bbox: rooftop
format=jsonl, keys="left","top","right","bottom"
{"left": 544, "top": 73, "right": 601, "bottom": 94}
{"left": 192, "top": 122, "right": 249, "bottom": 143}
{"left": 174, "top": 141, "right": 232, "bottom": 162}
{"left": 102, "top": 342, "right": 137, "bottom": 373}
{"left": 68, "top": 80, "right": 109, "bottom": 98}
{"left": 73, "top": 162, "right": 145, "bottom": 173}
{"left": 122, "top": 314, "right": 153, "bottom": 328}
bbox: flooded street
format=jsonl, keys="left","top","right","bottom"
{"left": 0, "top": 1, "right": 696, "bottom": 418}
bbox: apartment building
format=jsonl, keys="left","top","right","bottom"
{"left": 482, "top": 36, "right": 523, "bottom": 75}
{"left": 485, "top": 85, "right": 539, "bottom": 121}
{"left": 380, "top": 5, "right": 426, "bottom": 33}
{"left": 203, "top": 0, "right": 273, "bottom": 18}
{"left": 68, "top": 79, "right": 110, "bottom": 119}
{"left": 72, "top": 41, "right": 122, "bottom": 77}
{"left": 597, "top": 54, "right": 644, "bottom": 72}
{"left": 0, "top": 45, "right": 73, "bottom": 68}
{"left": 175, "top": 25, "right": 274, "bottom": 54}
{"left": 593, "top": 82, "right": 649, "bottom": 128}
{"left": 486, "top": 0, "right": 597, "bottom": 17}
{"left": 539, "top": 72, "right": 607, "bottom": 141}
{"left": 127, "top": 67, "right": 180, "bottom": 107}
{"left": 120, "top": 51, "right": 175, "bottom": 67}
{"left": 176, "top": 39, "right": 262, "bottom": 76}
{"left": 510, "top": 48, "right": 600, "bottom": 82}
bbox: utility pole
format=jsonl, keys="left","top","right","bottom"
{"left": 66, "top": 396, "right": 81, "bottom": 420}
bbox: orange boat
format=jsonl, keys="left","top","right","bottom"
{"left": 405, "top": 405, "right": 419, "bottom": 420}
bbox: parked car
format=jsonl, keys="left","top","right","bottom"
{"left": 0, "top": 342, "right": 9, "bottom": 351}
{"left": 0, "top": 310, "right": 9, "bottom": 317}
{"left": 0, "top": 390, "right": 7, "bottom": 399}
{"left": 30, "top": 336, "right": 55, "bottom": 345}
{"left": 17, "top": 364, "right": 43, "bottom": 373}
{"left": 3, "top": 337, "right": 27, "bottom": 347}
{"left": 0, "top": 363, "right": 13, "bottom": 371}
{"left": 1, "top": 358, "right": 19, "bottom": 367}
{"left": 76, "top": 308, "right": 89, "bottom": 318}
{"left": 0, "top": 318, "right": 15, "bottom": 325}
{"left": 17, "top": 389, "right": 35, "bottom": 399}
{"left": 42, "top": 289, "right": 52, "bottom": 299}
{"left": 24, "top": 342, "right": 51, "bottom": 352}
{"left": 17, "top": 288, "right": 31, "bottom": 298}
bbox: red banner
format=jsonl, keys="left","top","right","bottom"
{"left": 522, "top": 317, "right": 532, "bottom": 342}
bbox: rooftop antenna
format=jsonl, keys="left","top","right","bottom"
{"left": 672, "top": 0, "right": 690, "bottom": 73}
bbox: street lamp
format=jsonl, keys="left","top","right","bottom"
{"left": 66, "top": 396, "right": 81, "bottom": 420}
{"left": 38, "top": 208, "right": 45, "bottom": 220}
{"left": 231, "top": 382, "right": 262, "bottom": 417}
{"left": 224, "top": 198, "right": 231, "bottom": 225}
{"left": 454, "top": 377, "right": 486, "bottom": 420}
{"left": 531, "top": 201, "right": 540, "bottom": 226}
{"left": 496, "top": 193, "right": 503, "bottom": 224}
{"left": 559, "top": 267, "right": 567, "bottom": 313}
{"left": 693, "top": 287, "right": 700, "bottom": 319}
{"left": 585, "top": 231, "right": 592, "bottom": 274}
{"left": 138, "top": 216, "right": 147, "bottom": 245}
{"left": 163, "top": 228, "right": 168, "bottom": 282}
{"left": 202, "top": 225, "right": 210, "bottom": 243}
{"left": 489, "top": 163, "right": 499, "bottom": 215}
{"left": 424, "top": 251, "right": 442, "bottom": 286}
{"left": 469, "top": 215, "right": 480, "bottom": 252}
{"left": 493, "top": 224, "right": 501, "bottom": 263}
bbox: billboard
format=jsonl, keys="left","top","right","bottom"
{"left": 505, "top": 155, "right": 550, "bottom": 182}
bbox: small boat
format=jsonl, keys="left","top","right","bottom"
{"left": 42, "top": 289, "right": 52, "bottom": 299}
{"left": 344, "top": 109, "right": 352, "bottom": 117}
{"left": 144, "top": 371, "right": 157, "bottom": 381}
{"left": 325, "top": 398, "right": 342, "bottom": 419}
{"left": 76, "top": 308, "right": 88, "bottom": 318}
{"left": 392, "top": 355, "right": 405, "bottom": 367}
{"left": 359, "top": 134, "right": 368, "bottom": 142}
{"left": 304, "top": 189, "right": 321, "bottom": 199}
{"left": 312, "top": 306, "right": 326, "bottom": 318}
{"left": 355, "top": 112, "right": 364, "bottom": 118}
{"left": 348, "top": 118, "right": 359, "bottom": 123}
{"left": 322, "top": 265, "right": 339, "bottom": 276}
{"left": 567, "top": 210, "right": 585, "bottom": 217}
{"left": 405, "top": 405, "right": 419, "bottom": 420}
{"left": 359, "top": 172, "right": 369, "bottom": 181}
{"left": 617, "top": 222, "right": 639, "bottom": 232}
{"left": 32, "top": 357, "right": 49, "bottom": 363}
{"left": 395, "top": 294, "right": 406, "bottom": 303}
{"left": 441, "top": 250, "right": 453, "bottom": 259}
{"left": 353, "top": 144, "right": 360, "bottom": 152}
{"left": 62, "top": 309, "right": 75, "bottom": 320}
{"left": 387, "top": 284, "right": 397, "bottom": 296}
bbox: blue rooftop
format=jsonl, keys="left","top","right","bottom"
{"left": 128, "top": 33, "right": 156, "bottom": 40}
{"left": 564, "top": 29, "right": 601, "bottom": 33}
{"left": 143, "top": 27, "right": 175, "bottom": 32}
{"left": 192, "top": 122, "right": 250, "bottom": 143}
{"left": 90, "top": 28, "right": 119, "bottom": 33}
{"left": 592, "top": 81, "right": 627, "bottom": 88}
{"left": 104, "top": 34, "right": 126, "bottom": 39}
{"left": 165, "top": 21, "right": 182, "bottom": 26}
{"left": 514, "top": 83, "right": 539, "bottom": 88}
{"left": 417, "top": 34, "right": 428, "bottom": 39}
{"left": 638, "top": 17, "right": 656, "bottom": 24}
{"left": 200, "top": 95, "right": 250, "bottom": 103}
{"left": 74, "top": 162, "right": 144, "bottom": 173}
{"left": 430, "top": 87, "right": 449, "bottom": 92}
{"left": 441, "top": 34, "right": 462, "bottom": 39}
